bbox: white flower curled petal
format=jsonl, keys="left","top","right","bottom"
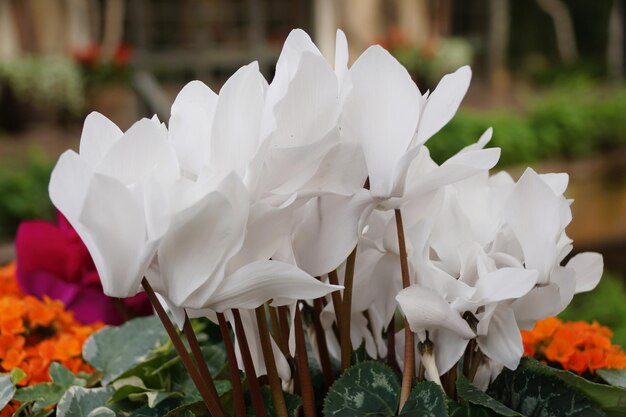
{"left": 504, "top": 168, "right": 570, "bottom": 283}
{"left": 210, "top": 61, "right": 267, "bottom": 180}
{"left": 292, "top": 190, "right": 375, "bottom": 277}
{"left": 396, "top": 285, "right": 475, "bottom": 341}
{"left": 158, "top": 173, "right": 249, "bottom": 308}
{"left": 203, "top": 260, "right": 342, "bottom": 312}
{"left": 95, "top": 118, "right": 171, "bottom": 186}
{"left": 78, "top": 111, "right": 122, "bottom": 165}
{"left": 49, "top": 150, "right": 92, "bottom": 223}
{"left": 78, "top": 173, "right": 154, "bottom": 298}
{"left": 566, "top": 252, "right": 603, "bottom": 294}
{"left": 343, "top": 45, "right": 420, "bottom": 197}
{"left": 169, "top": 80, "right": 218, "bottom": 176}
{"left": 413, "top": 65, "right": 472, "bottom": 147}
{"left": 476, "top": 305, "right": 523, "bottom": 371}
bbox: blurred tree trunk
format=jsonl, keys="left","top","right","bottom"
{"left": 314, "top": 0, "right": 338, "bottom": 60}
{"left": 487, "top": 0, "right": 510, "bottom": 93}
{"left": 0, "top": 0, "right": 20, "bottom": 59}
{"left": 30, "top": 0, "right": 66, "bottom": 54}
{"left": 342, "top": 0, "right": 383, "bottom": 58}
{"left": 395, "top": 0, "right": 430, "bottom": 46}
{"left": 65, "top": 0, "right": 93, "bottom": 52}
{"left": 101, "top": 0, "right": 125, "bottom": 59}
{"left": 608, "top": 0, "right": 624, "bottom": 84}
{"left": 536, "top": 0, "right": 578, "bottom": 65}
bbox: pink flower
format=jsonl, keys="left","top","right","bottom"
{"left": 15, "top": 212, "right": 152, "bottom": 325}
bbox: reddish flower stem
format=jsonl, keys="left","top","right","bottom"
{"left": 182, "top": 314, "right": 223, "bottom": 410}
{"left": 217, "top": 312, "right": 246, "bottom": 417}
{"left": 231, "top": 309, "right": 267, "bottom": 417}
{"left": 255, "top": 306, "right": 288, "bottom": 417}
{"left": 313, "top": 297, "right": 335, "bottom": 387}
{"left": 294, "top": 305, "right": 316, "bottom": 417}
{"left": 141, "top": 278, "right": 225, "bottom": 417}
{"left": 394, "top": 209, "right": 415, "bottom": 412}
{"left": 340, "top": 246, "right": 358, "bottom": 370}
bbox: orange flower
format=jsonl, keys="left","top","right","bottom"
{"left": 522, "top": 317, "right": 626, "bottom": 375}
{"left": 545, "top": 336, "right": 576, "bottom": 364}
{"left": 0, "top": 262, "right": 101, "bottom": 386}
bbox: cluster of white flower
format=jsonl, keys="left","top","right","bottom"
{"left": 49, "top": 29, "right": 602, "bottom": 390}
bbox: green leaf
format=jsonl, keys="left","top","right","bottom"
{"left": 323, "top": 361, "right": 400, "bottom": 417}
{"left": 487, "top": 358, "right": 607, "bottom": 417}
{"left": 56, "top": 386, "right": 114, "bottom": 417}
{"left": 87, "top": 406, "right": 116, "bottom": 417}
{"left": 398, "top": 381, "right": 447, "bottom": 417}
{"left": 247, "top": 385, "right": 302, "bottom": 417}
{"left": 50, "top": 362, "right": 88, "bottom": 389}
{"left": 0, "top": 373, "right": 16, "bottom": 410}
{"left": 109, "top": 375, "right": 183, "bottom": 408}
{"left": 447, "top": 400, "right": 501, "bottom": 417}
{"left": 83, "top": 316, "right": 169, "bottom": 385}
{"left": 597, "top": 369, "right": 626, "bottom": 389}
{"left": 10, "top": 368, "right": 26, "bottom": 385}
{"left": 13, "top": 383, "right": 65, "bottom": 411}
{"left": 522, "top": 358, "right": 626, "bottom": 417}
{"left": 456, "top": 373, "right": 522, "bottom": 416}
{"left": 162, "top": 401, "right": 210, "bottom": 417}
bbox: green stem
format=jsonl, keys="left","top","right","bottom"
{"left": 141, "top": 279, "right": 225, "bottom": 417}
{"left": 340, "top": 246, "right": 358, "bottom": 370}
{"left": 395, "top": 209, "right": 415, "bottom": 412}
{"left": 255, "top": 306, "right": 288, "bottom": 417}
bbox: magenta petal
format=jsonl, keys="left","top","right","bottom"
{"left": 66, "top": 287, "right": 126, "bottom": 325}
{"left": 19, "top": 271, "right": 80, "bottom": 306}
{"left": 16, "top": 220, "right": 74, "bottom": 281}
{"left": 122, "top": 293, "right": 153, "bottom": 317}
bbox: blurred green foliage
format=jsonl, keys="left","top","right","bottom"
{"left": 0, "top": 151, "right": 54, "bottom": 240}
{"left": 560, "top": 272, "right": 626, "bottom": 348}
{"left": 428, "top": 86, "right": 626, "bottom": 166}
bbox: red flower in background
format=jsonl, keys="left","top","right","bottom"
{"left": 15, "top": 212, "right": 152, "bottom": 325}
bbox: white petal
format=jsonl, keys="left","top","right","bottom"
{"left": 504, "top": 168, "right": 570, "bottom": 283}
{"left": 334, "top": 29, "right": 349, "bottom": 85}
{"left": 540, "top": 173, "right": 569, "bottom": 196}
{"left": 158, "top": 174, "right": 249, "bottom": 307}
{"left": 95, "top": 118, "right": 170, "bottom": 185}
{"left": 292, "top": 190, "right": 375, "bottom": 276}
{"left": 49, "top": 150, "right": 92, "bottom": 222}
{"left": 78, "top": 112, "right": 122, "bottom": 165}
{"left": 434, "top": 328, "right": 469, "bottom": 375}
{"left": 414, "top": 66, "right": 472, "bottom": 146}
{"left": 169, "top": 80, "right": 218, "bottom": 175}
{"left": 230, "top": 310, "right": 292, "bottom": 381}
{"left": 210, "top": 62, "right": 266, "bottom": 179}
{"left": 204, "top": 261, "right": 342, "bottom": 312}
{"left": 473, "top": 267, "right": 539, "bottom": 305}
{"left": 477, "top": 306, "right": 523, "bottom": 370}
{"left": 459, "top": 128, "right": 493, "bottom": 153}
{"left": 343, "top": 45, "right": 420, "bottom": 197}
{"left": 404, "top": 147, "right": 500, "bottom": 201}
{"left": 270, "top": 52, "right": 339, "bottom": 148}
{"left": 227, "top": 201, "right": 294, "bottom": 272}
{"left": 396, "top": 285, "right": 475, "bottom": 340}
{"left": 78, "top": 174, "right": 150, "bottom": 297}
{"left": 566, "top": 252, "right": 603, "bottom": 293}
